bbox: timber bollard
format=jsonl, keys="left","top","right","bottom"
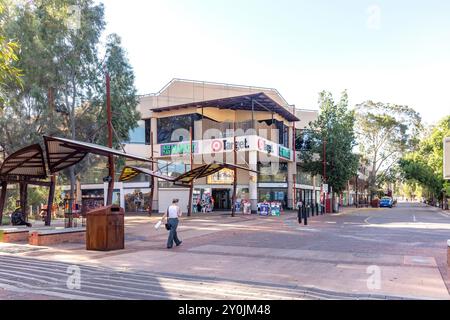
{"left": 303, "top": 206, "right": 308, "bottom": 225}
{"left": 297, "top": 206, "right": 302, "bottom": 224}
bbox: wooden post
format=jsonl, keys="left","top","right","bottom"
{"left": 106, "top": 72, "right": 114, "bottom": 206}
{"left": 187, "top": 127, "right": 193, "bottom": 216}
{"left": 148, "top": 130, "right": 154, "bottom": 216}
{"left": 0, "top": 181, "right": 7, "bottom": 225}
{"left": 45, "top": 175, "right": 56, "bottom": 226}
{"left": 231, "top": 119, "right": 237, "bottom": 217}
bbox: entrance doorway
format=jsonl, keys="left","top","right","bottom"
{"left": 212, "top": 189, "right": 231, "bottom": 210}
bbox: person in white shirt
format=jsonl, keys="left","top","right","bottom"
{"left": 165, "top": 198, "right": 182, "bottom": 248}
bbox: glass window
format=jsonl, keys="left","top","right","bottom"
{"left": 128, "top": 120, "right": 146, "bottom": 144}
{"left": 157, "top": 114, "right": 201, "bottom": 144}
{"left": 258, "top": 162, "right": 288, "bottom": 182}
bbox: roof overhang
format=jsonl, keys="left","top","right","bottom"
{"left": 44, "top": 136, "right": 155, "bottom": 173}
{"left": 0, "top": 144, "right": 47, "bottom": 179}
{"left": 151, "top": 92, "right": 299, "bottom": 122}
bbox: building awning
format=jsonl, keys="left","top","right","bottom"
{"left": 151, "top": 92, "right": 299, "bottom": 122}
{"left": 119, "top": 162, "right": 258, "bottom": 186}
{"left": 0, "top": 144, "right": 47, "bottom": 179}
{"left": 44, "top": 136, "right": 155, "bottom": 173}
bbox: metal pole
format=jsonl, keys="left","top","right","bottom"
{"left": 187, "top": 127, "right": 193, "bottom": 216}
{"left": 106, "top": 72, "right": 114, "bottom": 206}
{"left": 45, "top": 175, "right": 56, "bottom": 226}
{"left": 355, "top": 174, "right": 359, "bottom": 208}
{"left": 231, "top": 120, "right": 237, "bottom": 217}
{"left": 148, "top": 130, "right": 154, "bottom": 216}
{"left": 0, "top": 181, "right": 7, "bottom": 225}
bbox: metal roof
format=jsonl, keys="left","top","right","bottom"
{"left": 151, "top": 92, "right": 299, "bottom": 122}
{"left": 119, "top": 163, "right": 258, "bottom": 186}
{"left": 44, "top": 136, "right": 155, "bottom": 173}
{"left": 0, "top": 144, "right": 47, "bottom": 179}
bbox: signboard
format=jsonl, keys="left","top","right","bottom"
{"left": 207, "top": 168, "right": 234, "bottom": 184}
{"left": 444, "top": 137, "right": 450, "bottom": 180}
{"left": 278, "top": 146, "right": 291, "bottom": 160}
{"left": 160, "top": 142, "right": 197, "bottom": 156}
{"left": 322, "top": 184, "right": 328, "bottom": 194}
{"left": 159, "top": 135, "right": 292, "bottom": 160}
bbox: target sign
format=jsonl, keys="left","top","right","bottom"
{"left": 211, "top": 140, "right": 223, "bottom": 152}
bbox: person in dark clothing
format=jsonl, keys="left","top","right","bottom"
{"left": 11, "top": 208, "right": 32, "bottom": 227}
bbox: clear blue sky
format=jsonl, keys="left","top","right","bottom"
{"left": 102, "top": 0, "right": 450, "bottom": 125}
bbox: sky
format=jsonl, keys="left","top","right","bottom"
{"left": 101, "top": 0, "right": 450, "bottom": 125}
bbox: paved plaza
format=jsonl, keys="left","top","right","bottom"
{"left": 0, "top": 202, "right": 449, "bottom": 299}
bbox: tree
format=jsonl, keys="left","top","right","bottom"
{"left": 399, "top": 116, "right": 450, "bottom": 203}
{"left": 355, "top": 101, "right": 422, "bottom": 198}
{"left": 299, "top": 90, "right": 359, "bottom": 207}
{"left": 0, "top": 1, "right": 22, "bottom": 110}
{"left": 0, "top": 1, "right": 140, "bottom": 203}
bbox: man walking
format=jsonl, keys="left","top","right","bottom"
{"left": 166, "top": 199, "right": 182, "bottom": 249}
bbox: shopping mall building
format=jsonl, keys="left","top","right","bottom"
{"left": 71, "top": 79, "right": 326, "bottom": 213}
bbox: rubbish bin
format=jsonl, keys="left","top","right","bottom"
{"left": 86, "top": 205, "right": 124, "bottom": 251}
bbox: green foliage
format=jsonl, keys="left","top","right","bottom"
{"left": 0, "top": 1, "right": 23, "bottom": 109}
{"left": 399, "top": 116, "right": 450, "bottom": 199}
{"left": 299, "top": 90, "right": 359, "bottom": 193}
{"left": 0, "top": 1, "right": 140, "bottom": 197}
{"left": 355, "top": 100, "right": 422, "bottom": 195}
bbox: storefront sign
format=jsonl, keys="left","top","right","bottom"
{"left": 211, "top": 138, "right": 250, "bottom": 153}
{"left": 160, "top": 142, "right": 198, "bottom": 156}
{"left": 207, "top": 168, "right": 234, "bottom": 184}
{"left": 278, "top": 146, "right": 291, "bottom": 159}
{"left": 159, "top": 135, "right": 292, "bottom": 160}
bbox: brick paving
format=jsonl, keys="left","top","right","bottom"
{"left": 0, "top": 202, "right": 449, "bottom": 299}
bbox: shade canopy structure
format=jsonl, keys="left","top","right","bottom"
{"left": 0, "top": 144, "right": 47, "bottom": 180}
{"left": 151, "top": 92, "right": 299, "bottom": 122}
{"left": 44, "top": 136, "right": 155, "bottom": 173}
{"left": 119, "top": 162, "right": 258, "bottom": 186}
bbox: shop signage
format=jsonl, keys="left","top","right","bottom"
{"left": 160, "top": 142, "right": 197, "bottom": 156}
{"left": 278, "top": 146, "right": 291, "bottom": 160}
{"left": 211, "top": 138, "right": 250, "bottom": 153}
{"left": 257, "top": 138, "right": 274, "bottom": 154}
{"left": 207, "top": 168, "right": 234, "bottom": 184}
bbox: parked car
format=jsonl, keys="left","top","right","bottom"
{"left": 379, "top": 196, "right": 393, "bottom": 208}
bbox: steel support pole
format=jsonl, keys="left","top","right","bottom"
{"left": 148, "top": 131, "right": 154, "bottom": 216}
{"left": 106, "top": 72, "right": 114, "bottom": 206}
{"left": 187, "top": 127, "right": 193, "bottom": 216}
{"left": 231, "top": 120, "right": 237, "bottom": 217}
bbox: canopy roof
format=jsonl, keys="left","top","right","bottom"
{"left": 119, "top": 162, "right": 258, "bottom": 186}
{"left": 44, "top": 136, "right": 154, "bottom": 173}
{"left": 151, "top": 92, "right": 299, "bottom": 122}
{"left": 0, "top": 144, "right": 47, "bottom": 179}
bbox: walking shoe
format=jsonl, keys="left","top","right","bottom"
{"left": 176, "top": 241, "right": 182, "bottom": 247}
{"left": 167, "top": 246, "right": 172, "bottom": 249}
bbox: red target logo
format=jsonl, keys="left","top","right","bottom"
{"left": 257, "top": 138, "right": 265, "bottom": 150}
{"left": 211, "top": 140, "right": 223, "bottom": 152}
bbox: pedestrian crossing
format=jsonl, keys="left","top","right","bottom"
{"left": 0, "top": 253, "right": 390, "bottom": 300}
